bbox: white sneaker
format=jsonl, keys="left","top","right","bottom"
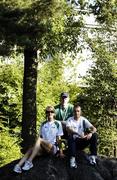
{"left": 70, "top": 156, "right": 77, "bottom": 168}
{"left": 89, "top": 155, "right": 97, "bottom": 165}
{"left": 13, "top": 164, "right": 22, "bottom": 173}
{"left": 22, "top": 160, "right": 33, "bottom": 171}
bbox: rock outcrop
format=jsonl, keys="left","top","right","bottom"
{"left": 0, "top": 152, "right": 117, "bottom": 180}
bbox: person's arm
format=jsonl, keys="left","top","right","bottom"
{"left": 66, "top": 126, "right": 86, "bottom": 138}
{"left": 56, "top": 136, "right": 65, "bottom": 157}
{"left": 56, "top": 121, "right": 65, "bottom": 157}
{"left": 66, "top": 126, "right": 78, "bottom": 135}
{"left": 90, "top": 126, "right": 96, "bottom": 133}
{"left": 66, "top": 119, "right": 77, "bottom": 135}
{"left": 85, "top": 125, "right": 97, "bottom": 140}
{"left": 84, "top": 118, "right": 97, "bottom": 133}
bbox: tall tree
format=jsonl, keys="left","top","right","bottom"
{"left": 80, "top": 46, "right": 117, "bottom": 122}
{"left": 0, "top": 0, "right": 116, "bottom": 152}
{"left": 0, "top": 0, "right": 84, "bottom": 152}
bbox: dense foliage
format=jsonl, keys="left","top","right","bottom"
{"left": 0, "top": 55, "right": 81, "bottom": 166}
{"left": 0, "top": 55, "right": 23, "bottom": 128}
{"left": 0, "top": 0, "right": 117, "bottom": 166}
{"left": 0, "top": 122, "right": 22, "bottom": 167}
{"left": 77, "top": 45, "right": 117, "bottom": 156}
{"left": 36, "top": 55, "right": 81, "bottom": 127}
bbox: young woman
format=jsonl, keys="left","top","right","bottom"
{"left": 13, "top": 106, "right": 64, "bottom": 173}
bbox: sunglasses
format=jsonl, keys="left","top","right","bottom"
{"left": 46, "top": 110, "right": 54, "bottom": 114}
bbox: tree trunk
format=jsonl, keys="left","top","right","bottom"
{"left": 21, "top": 47, "right": 38, "bottom": 153}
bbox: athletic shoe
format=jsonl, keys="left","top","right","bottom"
{"left": 89, "top": 155, "right": 97, "bottom": 165}
{"left": 13, "top": 164, "right": 22, "bottom": 173}
{"left": 70, "top": 156, "right": 77, "bottom": 168}
{"left": 22, "top": 160, "right": 33, "bottom": 171}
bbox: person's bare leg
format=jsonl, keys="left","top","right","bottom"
{"left": 41, "top": 140, "right": 53, "bottom": 153}
{"left": 17, "top": 148, "right": 32, "bottom": 167}
{"left": 27, "top": 138, "right": 53, "bottom": 162}
{"left": 20, "top": 138, "right": 54, "bottom": 171}
{"left": 28, "top": 137, "right": 42, "bottom": 162}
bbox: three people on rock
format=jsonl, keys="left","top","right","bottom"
{"left": 13, "top": 92, "right": 98, "bottom": 173}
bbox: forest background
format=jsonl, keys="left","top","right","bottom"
{"left": 0, "top": 0, "right": 117, "bottom": 167}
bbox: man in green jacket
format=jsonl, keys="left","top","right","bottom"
{"left": 55, "top": 92, "right": 73, "bottom": 139}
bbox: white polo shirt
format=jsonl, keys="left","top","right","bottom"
{"left": 66, "top": 116, "right": 93, "bottom": 138}
{"left": 40, "top": 120, "right": 63, "bottom": 145}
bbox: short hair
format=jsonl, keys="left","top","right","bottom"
{"left": 45, "top": 106, "right": 55, "bottom": 113}
{"left": 73, "top": 103, "right": 81, "bottom": 110}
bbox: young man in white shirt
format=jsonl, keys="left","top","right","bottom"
{"left": 66, "top": 104, "right": 98, "bottom": 168}
{"left": 13, "top": 106, "right": 64, "bottom": 173}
